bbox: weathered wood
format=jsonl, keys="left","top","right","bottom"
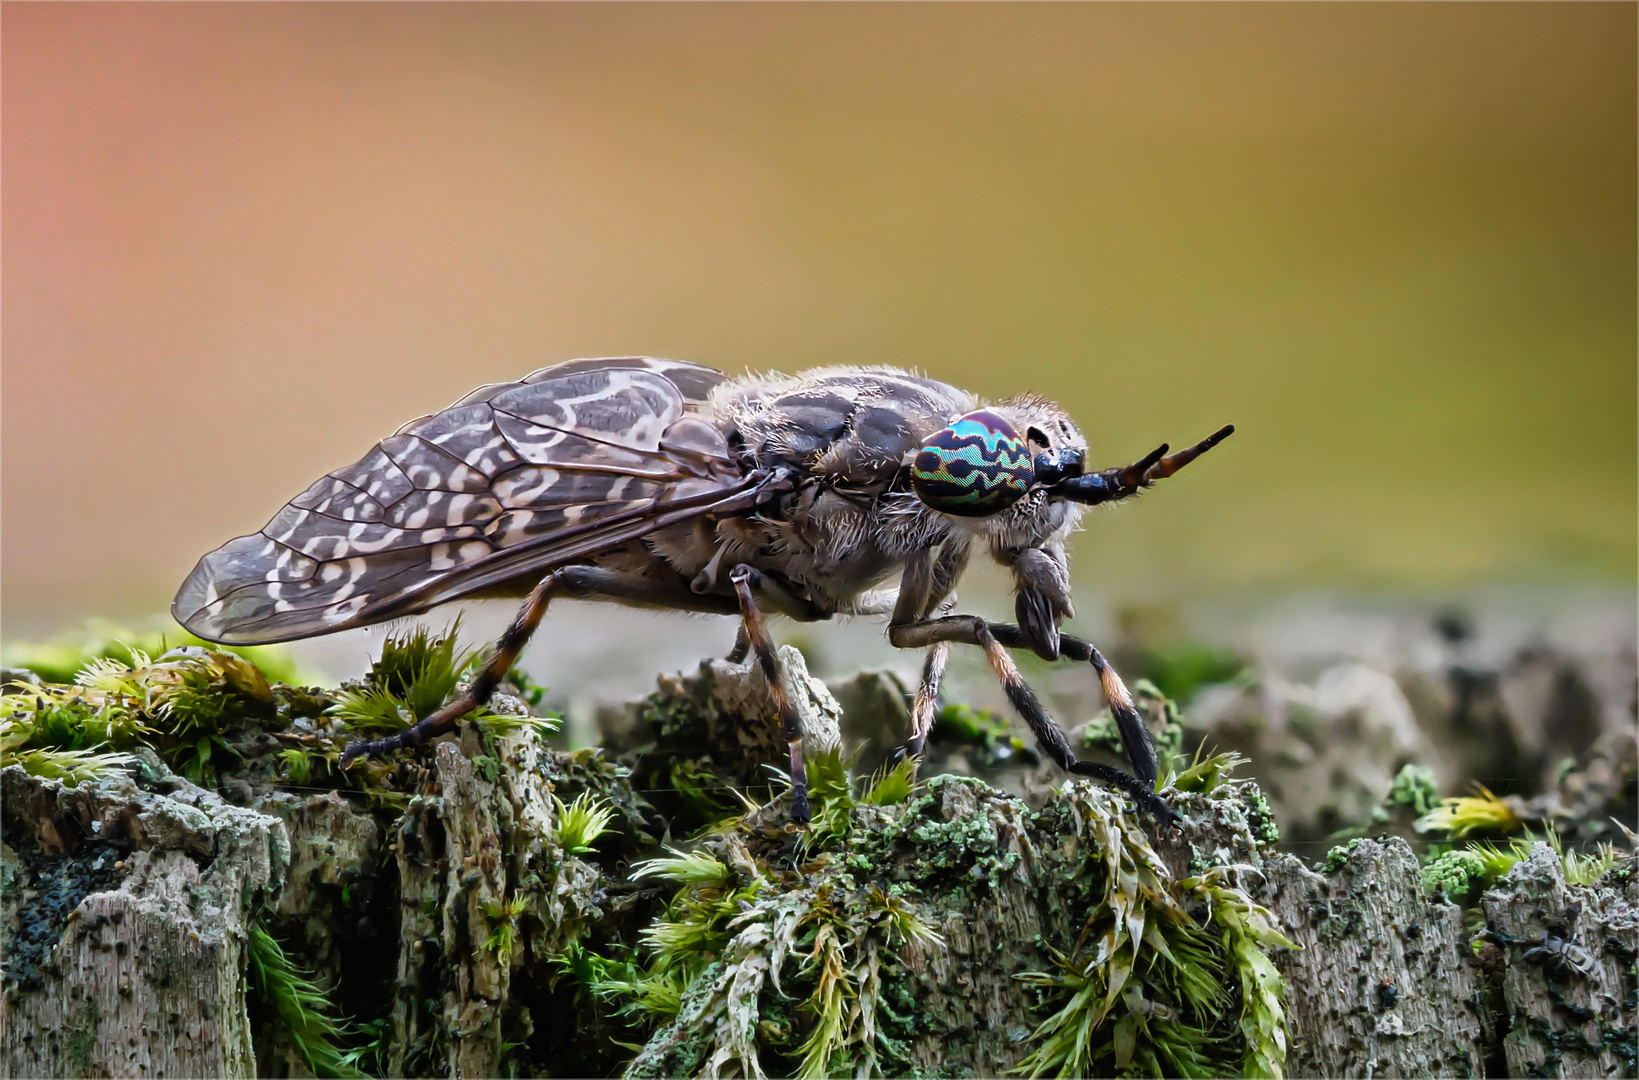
{"left": 1261, "top": 839, "right": 1492, "bottom": 1078}
{"left": 1, "top": 763, "right": 287, "bottom": 1079}
{"left": 3, "top": 656, "right": 1634, "bottom": 1079}
{"left": 1483, "top": 844, "right": 1637, "bottom": 1078}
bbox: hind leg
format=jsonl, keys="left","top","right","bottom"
{"left": 341, "top": 566, "right": 736, "bottom": 762}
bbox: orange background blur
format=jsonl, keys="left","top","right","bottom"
{"left": 4, "top": 3, "right": 1635, "bottom": 638}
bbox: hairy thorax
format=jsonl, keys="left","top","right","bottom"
{"left": 639, "top": 367, "right": 1084, "bottom": 617}
{"left": 641, "top": 367, "right": 975, "bottom": 614}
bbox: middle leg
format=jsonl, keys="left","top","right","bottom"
{"left": 729, "top": 564, "right": 812, "bottom": 824}
{"left": 904, "top": 642, "right": 949, "bottom": 760}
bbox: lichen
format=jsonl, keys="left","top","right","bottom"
{"left": 63, "top": 994, "right": 99, "bottom": 1076}
{"left": 1241, "top": 786, "right": 1283, "bottom": 847}
{"left": 1320, "top": 838, "right": 1368, "bottom": 876}
{"left": 2, "top": 838, "right": 128, "bottom": 991}
{"left": 2, "top": 624, "right": 1316, "bottom": 1080}
{"left": 1422, "top": 848, "right": 1492, "bottom": 906}
{"left": 1385, "top": 763, "right": 1441, "bottom": 818}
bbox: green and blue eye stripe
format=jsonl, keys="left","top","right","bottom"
{"left": 911, "top": 410, "right": 1035, "bottom": 516}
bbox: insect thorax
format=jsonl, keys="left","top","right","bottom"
{"left": 651, "top": 368, "right": 1083, "bottom": 612}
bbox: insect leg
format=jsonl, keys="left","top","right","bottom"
{"left": 727, "top": 625, "right": 751, "bottom": 664}
{"left": 728, "top": 564, "right": 812, "bottom": 824}
{"left": 888, "top": 616, "right": 1176, "bottom": 823}
{"left": 988, "top": 626, "right": 1157, "bottom": 787}
{"left": 340, "top": 565, "right": 738, "bottom": 763}
{"left": 905, "top": 642, "right": 949, "bottom": 759}
{"left": 887, "top": 549, "right": 946, "bottom": 766}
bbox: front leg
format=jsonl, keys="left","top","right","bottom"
{"left": 342, "top": 565, "right": 739, "bottom": 763}
{"left": 1009, "top": 543, "right": 1073, "bottom": 661}
{"left": 905, "top": 642, "right": 949, "bottom": 760}
{"left": 888, "top": 615, "right": 1172, "bottom": 822}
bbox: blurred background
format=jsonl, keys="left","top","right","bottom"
{"left": 4, "top": 4, "right": 1634, "bottom": 840}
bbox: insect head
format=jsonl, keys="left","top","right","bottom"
{"left": 907, "top": 405, "right": 1119, "bottom": 518}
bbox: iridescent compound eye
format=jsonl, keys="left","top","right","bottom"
{"left": 910, "top": 410, "right": 1035, "bottom": 516}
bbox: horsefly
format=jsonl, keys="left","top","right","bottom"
{"left": 175, "top": 357, "right": 1232, "bottom": 823}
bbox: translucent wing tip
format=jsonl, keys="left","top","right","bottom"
{"left": 171, "top": 535, "right": 343, "bottom": 646}
{"left": 172, "top": 545, "right": 268, "bottom": 645}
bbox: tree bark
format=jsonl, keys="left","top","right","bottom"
{"left": 2, "top": 660, "right": 1634, "bottom": 1078}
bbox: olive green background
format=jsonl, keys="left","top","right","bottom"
{"left": 4, "top": 3, "right": 1634, "bottom": 637}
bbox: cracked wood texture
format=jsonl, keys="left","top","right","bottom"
{"left": 1482, "top": 844, "right": 1637, "bottom": 1078}
{"left": 1261, "top": 839, "right": 1493, "bottom": 1078}
{"left": 2, "top": 660, "right": 1634, "bottom": 1078}
{"left": 0, "top": 762, "right": 288, "bottom": 1079}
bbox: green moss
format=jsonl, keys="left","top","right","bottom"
{"left": 1172, "top": 747, "right": 1250, "bottom": 796}
{"left": 932, "top": 702, "right": 1036, "bottom": 766}
{"left": 1414, "top": 784, "right": 1522, "bottom": 839}
{"left": 594, "top": 760, "right": 950, "bottom": 1079}
{"left": 1241, "top": 787, "right": 1283, "bottom": 847}
{"left": 64, "top": 995, "right": 99, "bottom": 1076}
{"left": 245, "top": 920, "right": 366, "bottom": 1079}
{"left": 1017, "top": 784, "right": 1295, "bottom": 1079}
{"left": 1, "top": 647, "right": 275, "bottom": 785}
{"left": 667, "top": 757, "right": 735, "bottom": 823}
{"left": 1385, "top": 763, "right": 1441, "bottom": 818}
{"left": 1422, "top": 848, "right": 1491, "bottom": 906}
{"left": 327, "top": 621, "right": 557, "bottom": 748}
{"left": 636, "top": 690, "right": 710, "bottom": 742}
{"left": 852, "top": 777, "right": 1021, "bottom": 891}
{"left": 861, "top": 755, "right": 917, "bottom": 806}
{"left": 501, "top": 665, "right": 548, "bottom": 708}
{"left": 1137, "top": 643, "right": 1246, "bottom": 704}
{"left": 1320, "top": 838, "right": 1367, "bottom": 876}
{"left": 2, "top": 619, "right": 303, "bottom": 687}
{"left": 552, "top": 792, "right": 615, "bottom": 855}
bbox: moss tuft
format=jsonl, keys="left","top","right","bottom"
{"left": 2, "top": 618, "right": 303, "bottom": 687}
{"left": 1414, "top": 783, "right": 1522, "bottom": 839}
{"left": 1017, "top": 784, "right": 1296, "bottom": 1079}
{"left": 1320, "top": 838, "right": 1367, "bottom": 876}
{"left": 2, "top": 646, "right": 273, "bottom": 785}
{"left": 1385, "top": 763, "right": 1441, "bottom": 818}
{"left": 245, "top": 920, "right": 366, "bottom": 1078}
{"left": 933, "top": 703, "right": 1036, "bottom": 766}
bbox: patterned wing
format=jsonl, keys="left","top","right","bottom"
{"left": 174, "top": 357, "right": 746, "bottom": 644}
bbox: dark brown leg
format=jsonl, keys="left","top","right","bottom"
{"left": 904, "top": 643, "right": 948, "bottom": 760}
{"left": 727, "top": 625, "right": 751, "bottom": 664}
{"left": 889, "top": 615, "right": 1175, "bottom": 823}
{"left": 981, "top": 626, "right": 1157, "bottom": 787}
{"left": 340, "top": 565, "right": 737, "bottom": 763}
{"left": 728, "top": 564, "right": 811, "bottom": 824}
